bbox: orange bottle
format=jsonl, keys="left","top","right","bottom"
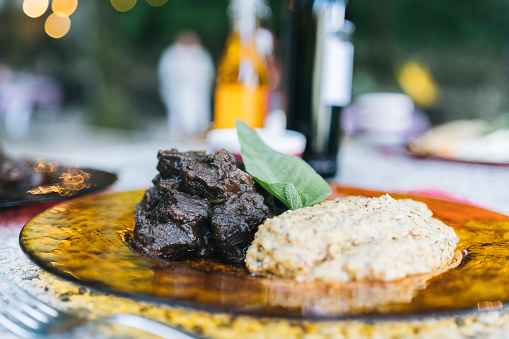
{"left": 214, "top": 0, "right": 269, "bottom": 129}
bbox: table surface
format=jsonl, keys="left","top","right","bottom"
{"left": 1, "top": 121, "right": 509, "bottom": 338}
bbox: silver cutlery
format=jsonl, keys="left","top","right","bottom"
{"left": 0, "top": 274, "right": 195, "bottom": 338}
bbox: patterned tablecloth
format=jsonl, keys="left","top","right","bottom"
{"left": 2, "top": 125, "right": 509, "bottom": 338}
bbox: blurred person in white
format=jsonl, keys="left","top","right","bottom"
{"left": 158, "top": 31, "right": 215, "bottom": 137}
{"left": 0, "top": 61, "right": 34, "bottom": 139}
{"left": 0, "top": 56, "right": 63, "bottom": 140}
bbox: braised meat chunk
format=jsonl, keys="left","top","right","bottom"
{"left": 179, "top": 148, "right": 255, "bottom": 200}
{"left": 134, "top": 187, "right": 211, "bottom": 259}
{"left": 156, "top": 149, "right": 208, "bottom": 180}
{"left": 211, "top": 191, "right": 268, "bottom": 261}
{"left": 132, "top": 148, "right": 269, "bottom": 262}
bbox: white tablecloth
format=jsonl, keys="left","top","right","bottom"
{"left": 5, "top": 123, "right": 508, "bottom": 215}
{"left": 1, "top": 121, "right": 509, "bottom": 338}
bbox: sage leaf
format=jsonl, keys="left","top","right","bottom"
{"left": 236, "top": 120, "right": 332, "bottom": 210}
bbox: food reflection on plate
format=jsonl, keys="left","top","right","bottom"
{"left": 27, "top": 165, "right": 92, "bottom": 196}
{"left": 0, "top": 145, "right": 117, "bottom": 207}
{"left": 260, "top": 250, "right": 463, "bottom": 316}
{"left": 147, "top": 248, "right": 463, "bottom": 316}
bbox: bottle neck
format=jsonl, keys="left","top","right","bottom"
{"left": 231, "top": 1, "right": 258, "bottom": 44}
{"left": 314, "top": 0, "right": 346, "bottom": 33}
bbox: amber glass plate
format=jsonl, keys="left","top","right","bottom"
{"left": 19, "top": 185, "right": 509, "bottom": 319}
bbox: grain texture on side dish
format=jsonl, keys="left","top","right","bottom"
{"left": 245, "top": 194, "right": 459, "bottom": 283}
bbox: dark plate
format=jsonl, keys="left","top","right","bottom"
{"left": 0, "top": 165, "right": 117, "bottom": 207}
{"left": 19, "top": 185, "right": 509, "bottom": 320}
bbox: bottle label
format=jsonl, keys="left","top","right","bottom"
{"left": 214, "top": 84, "right": 268, "bottom": 129}
{"left": 320, "top": 37, "right": 354, "bottom": 107}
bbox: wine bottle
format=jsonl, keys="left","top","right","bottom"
{"left": 214, "top": 0, "right": 269, "bottom": 129}
{"left": 283, "top": 0, "right": 354, "bottom": 178}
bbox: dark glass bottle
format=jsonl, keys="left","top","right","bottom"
{"left": 283, "top": 0, "right": 316, "bottom": 141}
{"left": 283, "top": 0, "right": 353, "bottom": 178}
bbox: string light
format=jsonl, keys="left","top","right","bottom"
{"left": 45, "top": 12, "right": 71, "bottom": 39}
{"left": 146, "top": 0, "right": 168, "bottom": 6}
{"left": 23, "top": 0, "right": 49, "bottom": 18}
{"left": 111, "top": 0, "right": 137, "bottom": 12}
{"left": 22, "top": 0, "right": 169, "bottom": 38}
{"left": 21, "top": 0, "right": 77, "bottom": 38}
{"left": 52, "top": 0, "right": 78, "bottom": 16}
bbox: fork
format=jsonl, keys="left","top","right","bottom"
{"left": 0, "top": 274, "right": 196, "bottom": 339}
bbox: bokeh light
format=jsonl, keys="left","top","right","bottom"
{"left": 146, "top": 0, "right": 168, "bottom": 6}
{"left": 23, "top": 0, "right": 49, "bottom": 18}
{"left": 52, "top": 0, "right": 78, "bottom": 16}
{"left": 111, "top": 0, "right": 137, "bottom": 12}
{"left": 45, "top": 12, "right": 71, "bottom": 39}
{"left": 397, "top": 61, "right": 440, "bottom": 108}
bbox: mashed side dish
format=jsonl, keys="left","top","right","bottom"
{"left": 245, "top": 194, "right": 459, "bottom": 283}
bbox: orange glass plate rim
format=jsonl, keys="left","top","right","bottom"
{"left": 19, "top": 185, "right": 509, "bottom": 320}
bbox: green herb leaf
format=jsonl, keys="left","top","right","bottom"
{"left": 236, "top": 120, "right": 332, "bottom": 210}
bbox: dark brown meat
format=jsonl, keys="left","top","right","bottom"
{"left": 180, "top": 149, "right": 254, "bottom": 200}
{"left": 134, "top": 186, "right": 211, "bottom": 259}
{"left": 156, "top": 149, "right": 208, "bottom": 180}
{"left": 132, "top": 148, "right": 270, "bottom": 262}
{"left": 211, "top": 191, "right": 269, "bottom": 261}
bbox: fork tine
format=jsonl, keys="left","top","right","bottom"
{"left": 106, "top": 314, "right": 197, "bottom": 339}
{"left": 0, "top": 274, "right": 197, "bottom": 338}
{"left": 0, "top": 282, "right": 51, "bottom": 326}
{"left": 0, "top": 274, "right": 58, "bottom": 318}
{"left": 0, "top": 294, "right": 41, "bottom": 330}
{"left": 0, "top": 311, "right": 43, "bottom": 339}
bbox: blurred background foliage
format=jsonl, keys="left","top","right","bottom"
{"left": 0, "top": 0, "right": 508, "bottom": 130}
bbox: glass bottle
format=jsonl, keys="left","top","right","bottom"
{"left": 283, "top": 0, "right": 353, "bottom": 178}
{"left": 214, "top": 0, "right": 269, "bottom": 129}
